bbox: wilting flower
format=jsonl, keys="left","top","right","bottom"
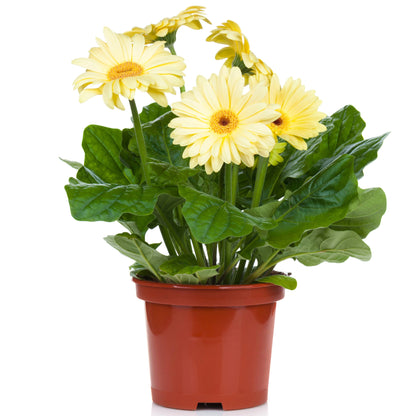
{"left": 169, "top": 66, "right": 279, "bottom": 174}
{"left": 263, "top": 74, "right": 327, "bottom": 150}
{"left": 206, "top": 20, "right": 273, "bottom": 83}
{"left": 72, "top": 27, "right": 186, "bottom": 110}
{"left": 125, "top": 6, "right": 210, "bottom": 44}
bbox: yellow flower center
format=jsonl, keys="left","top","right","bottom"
{"left": 270, "top": 114, "right": 287, "bottom": 136}
{"left": 108, "top": 62, "right": 144, "bottom": 80}
{"left": 210, "top": 110, "right": 239, "bottom": 134}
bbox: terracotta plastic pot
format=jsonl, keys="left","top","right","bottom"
{"left": 134, "top": 279, "right": 284, "bottom": 411}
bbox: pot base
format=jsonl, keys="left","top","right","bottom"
{"left": 152, "top": 387, "right": 268, "bottom": 411}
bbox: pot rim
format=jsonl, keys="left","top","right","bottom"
{"left": 133, "top": 278, "right": 285, "bottom": 307}
{"left": 133, "top": 277, "right": 277, "bottom": 290}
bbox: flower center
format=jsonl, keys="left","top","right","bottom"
{"left": 108, "top": 62, "right": 144, "bottom": 80}
{"left": 210, "top": 110, "right": 239, "bottom": 134}
{"left": 270, "top": 114, "right": 287, "bottom": 136}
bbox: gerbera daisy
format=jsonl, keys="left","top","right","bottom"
{"left": 125, "top": 6, "right": 210, "bottom": 44}
{"left": 72, "top": 27, "right": 186, "bottom": 110}
{"left": 264, "top": 74, "right": 327, "bottom": 150}
{"left": 206, "top": 20, "right": 273, "bottom": 84}
{"left": 168, "top": 66, "right": 280, "bottom": 174}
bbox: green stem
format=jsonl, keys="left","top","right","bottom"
{"left": 154, "top": 207, "right": 190, "bottom": 256}
{"left": 243, "top": 256, "right": 256, "bottom": 282}
{"left": 223, "top": 164, "right": 237, "bottom": 277}
{"left": 159, "top": 226, "right": 177, "bottom": 256}
{"left": 266, "top": 146, "right": 294, "bottom": 198}
{"left": 191, "top": 233, "right": 206, "bottom": 267}
{"left": 243, "top": 250, "right": 280, "bottom": 284}
{"left": 235, "top": 259, "right": 246, "bottom": 283}
{"left": 230, "top": 164, "right": 239, "bottom": 204}
{"left": 224, "top": 164, "right": 234, "bottom": 203}
{"left": 129, "top": 99, "right": 150, "bottom": 184}
{"left": 207, "top": 243, "right": 217, "bottom": 266}
{"left": 251, "top": 156, "right": 269, "bottom": 208}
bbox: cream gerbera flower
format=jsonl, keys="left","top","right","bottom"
{"left": 125, "top": 6, "right": 210, "bottom": 44}
{"left": 264, "top": 74, "right": 327, "bottom": 150}
{"left": 72, "top": 27, "right": 186, "bottom": 110}
{"left": 206, "top": 20, "right": 273, "bottom": 84}
{"left": 168, "top": 66, "right": 280, "bottom": 174}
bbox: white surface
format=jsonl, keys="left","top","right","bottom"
{"left": 1, "top": 0, "right": 415, "bottom": 415}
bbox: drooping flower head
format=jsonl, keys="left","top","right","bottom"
{"left": 206, "top": 20, "right": 273, "bottom": 84}
{"left": 125, "top": 6, "right": 211, "bottom": 46}
{"left": 72, "top": 27, "right": 186, "bottom": 110}
{"left": 261, "top": 74, "right": 327, "bottom": 150}
{"left": 169, "top": 66, "right": 280, "bottom": 174}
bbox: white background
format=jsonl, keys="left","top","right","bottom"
{"left": 1, "top": 0, "right": 415, "bottom": 415}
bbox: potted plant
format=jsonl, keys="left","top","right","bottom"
{"left": 64, "top": 6, "right": 387, "bottom": 411}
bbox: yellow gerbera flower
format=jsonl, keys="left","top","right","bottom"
{"left": 206, "top": 20, "right": 273, "bottom": 84}
{"left": 168, "top": 66, "right": 280, "bottom": 174}
{"left": 264, "top": 74, "right": 327, "bottom": 150}
{"left": 72, "top": 27, "right": 186, "bottom": 110}
{"left": 125, "top": 6, "right": 210, "bottom": 44}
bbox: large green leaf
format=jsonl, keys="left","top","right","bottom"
{"left": 264, "top": 155, "right": 358, "bottom": 248}
{"left": 82, "top": 125, "right": 132, "bottom": 184}
{"left": 179, "top": 186, "right": 272, "bottom": 244}
{"left": 320, "top": 133, "right": 388, "bottom": 179}
{"left": 275, "top": 228, "right": 371, "bottom": 266}
{"left": 330, "top": 187, "right": 387, "bottom": 238}
{"left": 257, "top": 274, "right": 298, "bottom": 290}
{"left": 65, "top": 182, "right": 166, "bottom": 221}
{"left": 105, "top": 233, "right": 168, "bottom": 279}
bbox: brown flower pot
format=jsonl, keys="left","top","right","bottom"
{"left": 134, "top": 279, "right": 284, "bottom": 410}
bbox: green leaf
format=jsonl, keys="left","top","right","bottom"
{"left": 159, "top": 255, "right": 219, "bottom": 284}
{"left": 105, "top": 233, "right": 168, "bottom": 279}
{"left": 264, "top": 155, "right": 358, "bottom": 248}
{"left": 139, "top": 102, "right": 171, "bottom": 124}
{"left": 82, "top": 125, "right": 132, "bottom": 184}
{"left": 257, "top": 274, "right": 298, "bottom": 290}
{"left": 65, "top": 183, "right": 166, "bottom": 221}
{"left": 325, "top": 133, "right": 388, "bottom": 179}
{"left": 277, "top": 228, "right": 371, "bottom": 266}
{"left": 148, "top": 160, "right": 199, "bottom": 186}
{"left": 179, "top": 186, "right": 272, "bottom": 244}
{"left": 60, "top": 158, "right": 83, "bottom": 170}
{"left": 330, "top": 187, "right": 387, "bottom": 238}
{"left": 118, "top": 213, "right": 155, "bottom": 238}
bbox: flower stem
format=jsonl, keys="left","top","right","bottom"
{"left": 159, "top": 226, "right": 177, "bottom": 256}
{"left": 129, "top": 99, "right": 150, "bottom": 184}
{"left": 251, "top": 156, "right": 269, "bottom": 208}
{"left": 235, "top": 259, "right": 246, "bottom": 283}
{"left": 222, "top": 163, "right": 239, "bottom": 278}
{"left": 191, "top": 232, "right": 206, "bottom": 267}
{"left": 266, "top": 146, "right": 294, "bottom": 198}
{"left": 207, "top": 243, "right": 217, "bottom": 266}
